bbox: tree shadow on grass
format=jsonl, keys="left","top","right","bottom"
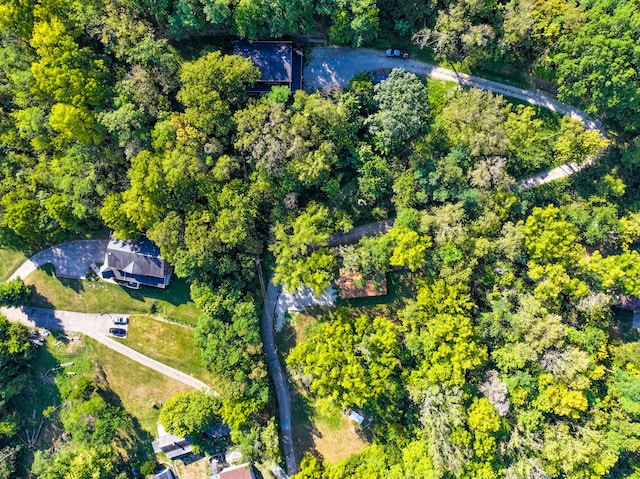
{"left": 121, "top": 277, "right": 193, "bottom": 307}
{"left": 290, "top": 391, "right": 323, "bottom": 463}
{"left": 94, "top": 364, "right": 155, "bottom": 462}
{"left": 28, "top": 284, "right": 56, "bottom": 310}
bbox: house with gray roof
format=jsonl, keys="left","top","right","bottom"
{"left": 99, "top": 236, "right": 172, "bottom": 289}
{"left": 233, "top": 41, "right": 303, "bottom": 94}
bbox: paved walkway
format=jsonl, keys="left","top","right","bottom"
{"left": 1, "top": 306, "right": 208, "bottom": 390}
{"left": 10, "top": 239, "right": 108, "bottom": 281}
{"left": 261, "top": 281, "right": 297, "bottom": 476}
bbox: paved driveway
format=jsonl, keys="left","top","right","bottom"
{"left": 261, "top": 281, "right": 297, "bottom": 475}
{"left": 305, "top": 47, "right": 605, "bottom": 135}
{"left": 1, "top": 306, "right": 208, "bottom": 391}
{"left": 10, "top": 239, "right": 109, "bottom": 281}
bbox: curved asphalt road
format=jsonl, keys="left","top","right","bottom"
{"left": 305, "top": 47, "right": 607, "bottom": 190}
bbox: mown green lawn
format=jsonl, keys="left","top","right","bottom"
{"left": 0, "top": 248, "right": 27, "bottom": 281}
{"left": 25, "top": 264, "right": 201, "bottom": 325}
{"left": 119, "top": 314, "right": 216, "bottom": 387}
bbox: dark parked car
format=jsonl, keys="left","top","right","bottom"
{"left": 109, "top": 328, "right": 127, "bottom": 338}
{"left": 386, "top": 48, "right": 409, "bottom": 59}
{"left": 112, "top": 316, "right": 128, "bottom": 326}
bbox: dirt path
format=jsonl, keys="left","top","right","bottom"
{"left": 327, "top": 218, "right": 395, "bottom": 246}
{"left": 1, "top": 306, "right": 208, "bottom": 391}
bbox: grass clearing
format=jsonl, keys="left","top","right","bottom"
{"left": 23, "top": 334, "right": 194, "bottom": 435}
{"left": 290, "top": 390, "right": 368, "bottom": 463}
{"left": 14, "top": 332, "right": 194, "bottom": 475}
{"left": 119, "top": 314, "right": 216, "bottom": 387}
{"left": 275, "top": 271, "right": 418, "bottom": 462}
{"left": 0, "top": 248, "right": 27, "bottom": 281}
{"left": 25, "top": 264, "right": 200, "bottom": 325}
{"left": 175, "top": 456, "right": 210, "bottom": 479}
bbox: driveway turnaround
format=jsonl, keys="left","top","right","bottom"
{"left": 10, "top": 239, "right": 109, "bottom": 281}
{"left": 305, "top": 47, "right": 604, "bottom": 135}
{"left": 1, "top": 306, "right": 208, "bottom": 391}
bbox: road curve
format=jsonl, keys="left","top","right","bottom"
{"left": 306, "top": 47, "right": 605, "bottom": 135}
{"left": 305, "top": 46, "right": 608, "bottom": 190}
{"left": 1, "top": 306, "right": 209, "bottom": 391}
{"left": 261, "top": 281, "right": 297, "bottom": 476}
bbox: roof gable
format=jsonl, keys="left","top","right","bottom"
{"left": 105, "top": 237, "right": 170, "bottom": 279}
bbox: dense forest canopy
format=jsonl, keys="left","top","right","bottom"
{"left": 0, "top": 0, "right": 640, "bottom": 476}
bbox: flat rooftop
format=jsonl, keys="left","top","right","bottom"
{"left": 233, "top": 41, "right": 303, "bottom": 93}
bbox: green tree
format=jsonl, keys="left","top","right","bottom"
{"left": 523, "top": 204, "right": 584, "bottom": 267}
{"left": 271, "top": 203, "right": 337, "bottom": 294}
{"left": 366, "top": 69, "right": 429, "bottom": 153}
{"left": 439, "top": 88, "right": 510, "bottom": 158}
{"left": 287, "top": 310, "right": 402, "bottom": 419}
{"left": 177, "top": 51, "right": 259, "bottom": 140}
{"left": 402, "top": 281, "right": 487, "bottom": 387}
{"left": 553, "top": 0, "right": 640, "bottom": 131}
{"left": 159, "top": 390, "right": 222, "bottom": 437}
{"left": 0, "top": 279, "right": 30, "bottom": 307}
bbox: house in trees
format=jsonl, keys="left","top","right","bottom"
{"left": 99, "top": 236, "right": 172, "bottom": 289}
{"left": 233, "top": 40, "right": 303, "bottom": 94}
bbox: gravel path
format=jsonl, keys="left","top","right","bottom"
{"left": 327, "top": 218, "right": 395, "bottom": 247}
{"left": 9, "top": 239, "right": 108, "bottom": 281}
{"left": 261, "top": 281, "right": 297, "bottom": 476}
{"left": 1, "top": 306, "right": 208, "bottom": 390}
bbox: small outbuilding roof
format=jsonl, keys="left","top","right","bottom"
{"left": 338, "top": 269, "right": 388, "bottom": 299}
{"left": 348, "top": 409, "right": 365, "bottom": 425}
{"left": 152, "top": 434, "right": 192, "bottom": 460}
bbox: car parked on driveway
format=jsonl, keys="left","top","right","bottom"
{"left": 386, "top": 48, "right": 409, "bottom": 59}
{"left": 112, "top": 316, "right": 128, "bottom": 325}
{"left": 108, "top": 327, "right": 127, "bottom": 338}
